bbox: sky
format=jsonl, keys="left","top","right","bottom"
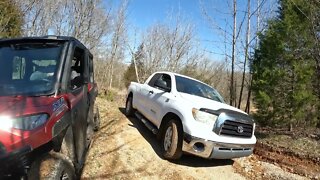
{"left": 107, "top": 0, "right": 278, "bottom": 62}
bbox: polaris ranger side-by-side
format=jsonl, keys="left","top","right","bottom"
{"left": 0, "top": 36, "right": 100, "bottom": 179}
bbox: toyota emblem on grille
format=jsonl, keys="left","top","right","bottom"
{"left": 237, "top": 126, "right": 244, "bottom": 133}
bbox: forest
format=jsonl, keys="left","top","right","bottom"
{"left": 1, "top": 0, "right": 319, "bottom": 129}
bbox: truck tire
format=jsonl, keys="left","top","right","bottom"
{"left": 125, "top": 96, "right": 135, "bottom": 117}
{"left": 28, "top": 152, "right": 76, "bottom": 180}
{"left": 93, "top": 106, "right": 100, "bottom": 131}
{"left": 161, "top": 119, "right": 183, "bottom": 160}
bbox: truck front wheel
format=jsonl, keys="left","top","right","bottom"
{"left": 28, "top": 152, "right": 76, "bottom": 180}
{"left": 161, "top": 119, "right": 183, "bottom": 160}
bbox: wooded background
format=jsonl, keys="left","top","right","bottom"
{"left": 0, "top": 0, "right": 319, "bottom": 129}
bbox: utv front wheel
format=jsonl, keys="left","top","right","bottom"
{"left": 161, "top": 119, "right": 183, "bottom": 160}
{"left": 28, "top": 152, "right": 76, "bottom": 180}
{"left": 125, "top": 96, "right": 135, "bottom": 116}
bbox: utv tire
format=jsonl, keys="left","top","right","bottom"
{"left": 161, "top": 119, "right": 183, "bottom": 160}
{"left": 28, "top": 152, "right": 76, "bottom": 180}
{"left": 93, "top": 106, "right": 100, "bottom": 131}
{"left": 125, "top": 96, "right": 135, "bottom": 117}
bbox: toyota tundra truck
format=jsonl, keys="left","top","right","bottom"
{"left": 0, "top": 36, "right": 100, "bottom": 179}
{"left": 125, "top": 72, "right": 256, "bottom": 160}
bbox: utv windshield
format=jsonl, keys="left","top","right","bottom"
{"left": 0, "top": 41, "right": 64, "bottom": 96}
{"left": 175, "top": 75, "right": 225, "bottom": 103}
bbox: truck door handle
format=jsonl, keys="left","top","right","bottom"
{"left": 149, "top": 90, "right": 154, "bottom": 94}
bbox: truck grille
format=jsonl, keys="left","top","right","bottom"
{"left": 220, "top": 120, "right": 253, "bottom": 138}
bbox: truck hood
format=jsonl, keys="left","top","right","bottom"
{"left": 0, "top": 96, "right": 55, "bottom": 114}
{"left": 178, "top": 92, "right": 247, "bottom": 115}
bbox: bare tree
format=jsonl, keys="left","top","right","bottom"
{"left": 126, "top": 29, "right": 141, "bottom": 83}
{"left": 139, "top": 16, "right": 198, "bottom": 81}
{"left": 238, "top": 0, "right": 251, "bottom": 109}
{"left": 17, "top": 0, "right": 130, "bottom": 90}
{"left": 230, "top": 0, "right": 237, "bottom": 106}
{"left": 108, "top": 1, "right": 127, "bottom": 88}
{"left": 201, "top": 0, "right": 276, "bottom": 107}
{"left": 17, "top": 0, "right": 111, "bottom": 52}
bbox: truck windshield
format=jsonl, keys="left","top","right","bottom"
{"left": 0, "top": 42, "right": 63, "bottom": 96}
{"left": 175, "top": 75, "right": 225, "bottom": 103}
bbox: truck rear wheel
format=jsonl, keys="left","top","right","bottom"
{"left": 28, "top": 152, "right": 76, "bottom": 180}
{"left": 125, "top": 96, "right": 135, "bottom": 117}
{"left": 161, "top": 119, "right": 183, "bottom": 160}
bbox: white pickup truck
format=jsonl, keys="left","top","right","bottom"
{"left": 125, "top": 72, "right": 256, "bottom": 160}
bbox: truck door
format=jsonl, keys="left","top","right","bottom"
{"left": 144, "top": 73, "right": 173, "bottom": 127}
{"left": 68, "top": 46, "right": 89, "bottom": 165}
{"left": 138, "top": 73, "right": 161, "bottom": 121}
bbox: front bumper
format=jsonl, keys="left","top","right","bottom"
{"left": 182, "top": 134, "right": 255, "bottom": 159}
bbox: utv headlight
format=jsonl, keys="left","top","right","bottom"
{"left": 0, "top": 114, "right": 49, "bottom": 131}
{"left": 192, "top": 108, "right": 218, "bottom": 127}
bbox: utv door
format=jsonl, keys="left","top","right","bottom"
{"left": 86, "top": 52, "right": 97, "bottom": 137}
{"left": 68, "top": 46, "right": 89, "bottom": 165}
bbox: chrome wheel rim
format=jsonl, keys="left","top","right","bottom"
{"left": 164, "top": 126, "right": 173, "bottom": 151}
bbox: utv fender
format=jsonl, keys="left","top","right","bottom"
{"left": 51, "top": 113, "right": 76, "bottom": 166}
{"left": 52, "top": 112, "right": 72, "bottom": 138}
{"left": 60, "top": 126, "right": 77, "bottom": 167}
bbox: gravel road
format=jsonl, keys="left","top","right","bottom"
{"left": 81, "top": 97, "right": 309, "bottom": 180}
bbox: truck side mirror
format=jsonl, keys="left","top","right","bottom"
{"left": 154, "top": 79, "right": 171, "bottom": 92}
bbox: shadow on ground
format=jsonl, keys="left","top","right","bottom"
{"left": 118, "top": 107, "right": 234, "bottom": 168}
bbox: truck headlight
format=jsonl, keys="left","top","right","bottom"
{"left": 0, "top": 114, "right": 49, "bottom": 131}
{"left": 192, "top": 108, "right": 218, "bottom": 127}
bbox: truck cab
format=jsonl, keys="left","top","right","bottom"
{"left": 0, "top": 36, "right": 100, "bottom": 179}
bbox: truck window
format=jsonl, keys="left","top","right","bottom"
{"left": 159, "top": 74, "right": 171, "bottom": 89}
{"left": 175, "top": 75, "right": 225, "bottom": 103}
{"left": 148, "top": 73, "right": 171, "bottom": 89}
{"left": 147, "top": 73, "right": 161, "bottom": 87}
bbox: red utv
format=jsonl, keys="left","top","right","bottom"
{"left": 0, "top": 36, "right": 100, "bottom": 179}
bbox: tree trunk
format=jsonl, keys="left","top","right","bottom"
{"left": 245, "top": 75, "right": 252, "bottom": 113}
{"left": 132, "top": 52, "right": 140, "bottom": 83}
{"left": 245, "top": 0, "right": 260, "bottom": 113}
{"left": 238, "top": 0, "right": 251, "bottom": 109}
{"left": 230, "top": 0, "right": 237, "bottom": 107}
{"left": 109, "top": 62, "right": 114, "bottom": 89}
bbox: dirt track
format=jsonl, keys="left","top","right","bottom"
{"left": 81, "top": 97, "right": 309, "bottom": 180}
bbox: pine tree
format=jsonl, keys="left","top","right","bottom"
{"left": 252, "top": 0, "right": 319, "bottom": 128}
{"left": 0, "top": 0, "right": 22, "bottom": 38}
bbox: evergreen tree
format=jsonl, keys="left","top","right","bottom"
{"left": 252, "top": 0, "right": 319, "bottom": 128}
{"left": 0, "top": 0, "right": 22, "bottom": 38}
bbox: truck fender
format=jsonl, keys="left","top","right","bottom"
{"left": 157, "top": 111, "right": 184, "bottom": 140}
{"left": 127, "top": 82, "right": 139, "bottom": 109}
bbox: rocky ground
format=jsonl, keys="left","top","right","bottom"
{"left": 81, "top": 96, "right": 316, "bottom": 180}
